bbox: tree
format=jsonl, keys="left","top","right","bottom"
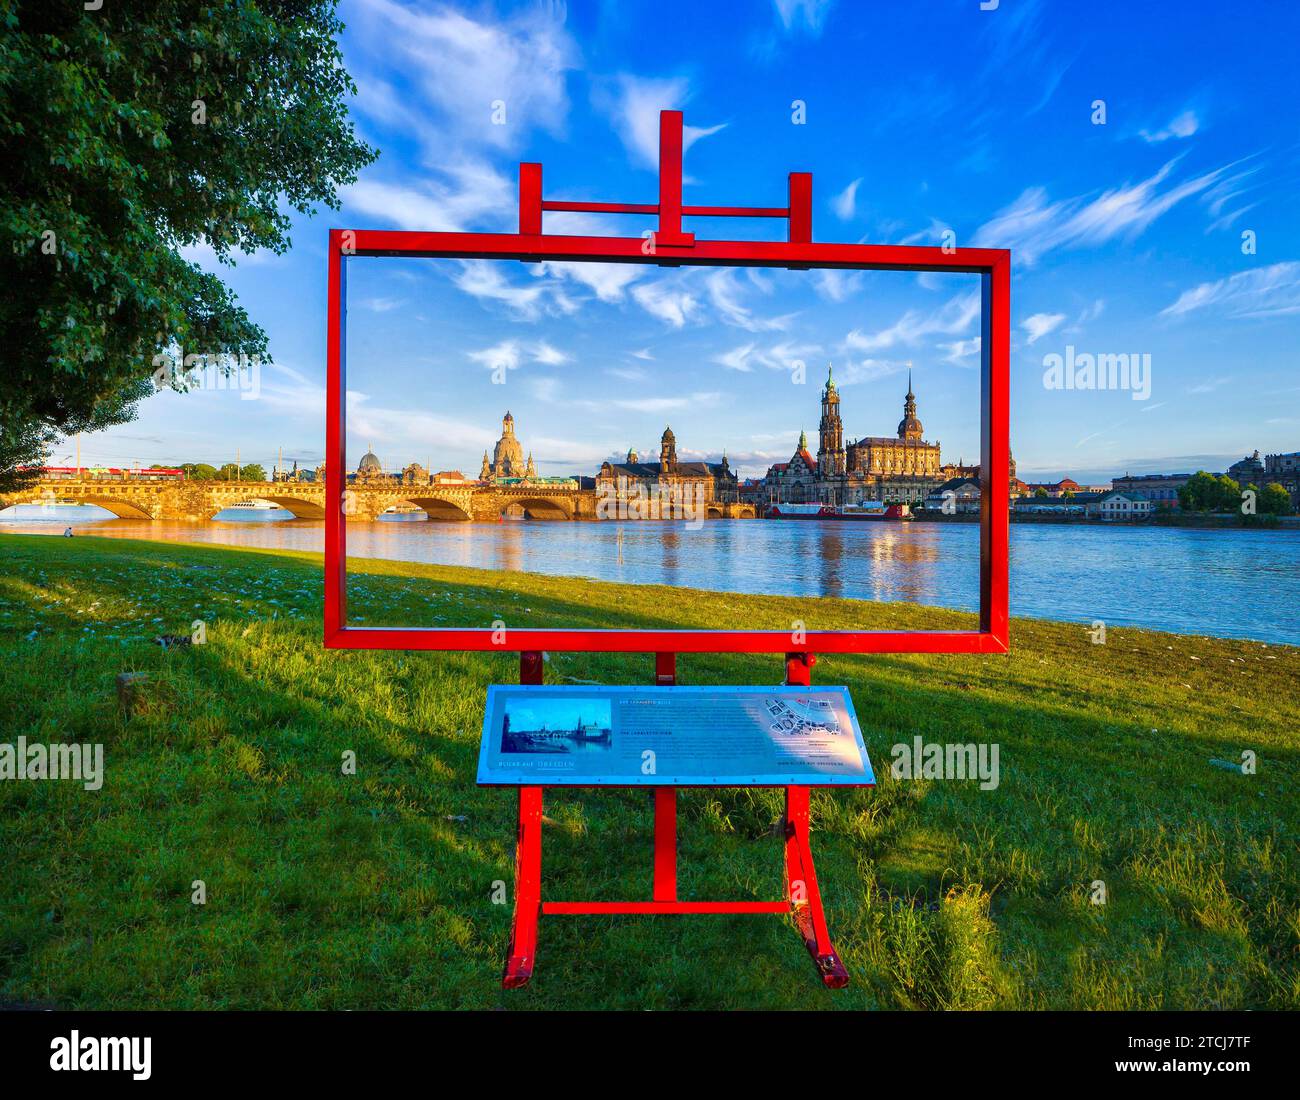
{"left": 1261, "top": 482, "right": 1293, "bottom": 516}
{"left": 181, "top": 463, "right": 218, "bottom": 481}
{"left": 1034, "top": 487, "right": 1048, "bottom": 499}
{"left": 0, "top": 2, "right": 375, "bottom": 485}
{"left": 0, "top": 384, "right": 149, "bottom": 492}
{"left": 218, "top": 463, "right": 241, "bottom": 481}
{"left": 240, "top": 464, "right": 267, "bottom": 483}
{"left": 1178, "top": 470, "right": 1237, "bottom": 512}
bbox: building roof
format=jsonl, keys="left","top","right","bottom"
{"left": 601, "top": 460, "right": 731, "bottom": 479}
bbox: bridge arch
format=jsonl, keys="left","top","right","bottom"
{"left": 67, "top": 496, "right": 157, "bottom": 520}
{"left": 402, "top": 497, "right": 473, "bottom": 522}
{"left": 208, "top": 495, "right": 326, "bottom": 520}
{"left": 494, "top": 496, "right": 574, "bottom": 521}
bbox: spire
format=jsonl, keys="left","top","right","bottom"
{"left": 826, "top": 362, "right": 836, "bottom": 391}
{"left": 799, "top": 428, "right": 808, "bottom": 451}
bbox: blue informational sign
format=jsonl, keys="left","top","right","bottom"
{"left": 477, "top": 685, "right": 875, "bottom": 787}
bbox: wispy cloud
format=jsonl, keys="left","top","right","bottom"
{"left": 632, "top": 279, "right": 700, "bottom": 327}
{"left": 773, "top": 0, "right": 835, "bottom": 34}
{"left": 1139, "top": 109, "right": 1199, "bottom": 143}
{"left": 591, "top": 74, "right": 725, "bottom": 171}
{"left": 467, "top": 339, "right": 571, "bottom": 372}
{"left": 832, "top": 177, "right": 862, "bottom": 220}
{"left": 451, "top": 261, "right": 576, "bottom": 320}
{"left": 706, "top": 269, "right": 795, "bottom": 331}
{"left": 1021, "top": 312, "right": 1066, "bottom": 345}
{"left": 972, "top": 159, "right": 1232, "bottom": 266}
{"left": 344, "top": 162, "right": 514, "bottom": 233}
{"left": 349, "top": 0, "right": 577, "bottom": 155}
{"left": 844, "top": 291, "right": 979, "bottom": 353}
{"left": 1161, "top": 262, "right": 1300, "bottom": 319}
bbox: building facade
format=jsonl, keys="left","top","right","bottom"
{"left": 596, "top": 426, "right": 738, "bottom": 514}
{"left": 760, "top": 367, "right": 1013, "bottom": 507}
{"left": 479, "top": 412, "right": 537, "bottom": 482}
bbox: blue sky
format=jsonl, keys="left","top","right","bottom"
{"left": 79, "top": 0, "right": 1300, "bottom": 483}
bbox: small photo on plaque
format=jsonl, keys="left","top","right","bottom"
{"left": 500, "top": 698, "right": 613, "bottom": 755}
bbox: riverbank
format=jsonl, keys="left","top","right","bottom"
{"left": 0, "top": 533, "right": 1296, "bottom": 1009}
{"left": 913, "top": 511, "right": 1299, "bottom": 528}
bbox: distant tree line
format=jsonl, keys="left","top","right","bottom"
{"left": 1177, "top": 471, "right": 1293, "bottom": 515}
{"left": 172, "top": 463, "right": 267, "bottom": 483}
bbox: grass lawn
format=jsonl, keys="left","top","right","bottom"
{"left": 0, "top": 532, "right": 1296, "bottom": 1010}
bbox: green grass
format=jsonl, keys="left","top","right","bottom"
{"left": 0, "top": 532, "right": 1297, "bottom": 1010}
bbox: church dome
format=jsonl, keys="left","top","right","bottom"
{"left": 358, "top": 448, "right": 381, "bottom": 472}
{"left": 897, "top": 413, "right": 923, "bottom": 438}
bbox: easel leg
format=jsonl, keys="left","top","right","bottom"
{"left": 653, "top": 788, "right": 677, "bottom": 901}
{"left": 785, "top": 787, "right": 849, "bottom": 989}
{"left": 503, "top": 785, "right": 543, "bottom": 988}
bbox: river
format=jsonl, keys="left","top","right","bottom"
{"left": 2, "top": 507, "right": 1297, "bottom": 645}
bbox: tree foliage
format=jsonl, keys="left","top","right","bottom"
{"left": 0, "top": 1, "right": 375, "bottom": 477}
{"left": 1178, "top": 471, "right": 1240, "bottom": 513}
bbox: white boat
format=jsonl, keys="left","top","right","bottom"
{"left": 227, "top": 499, "right": 284, "bottom": 510}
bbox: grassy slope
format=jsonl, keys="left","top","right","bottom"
{"left": 0, "top": 533, "right": 1296, "bottom": 1010}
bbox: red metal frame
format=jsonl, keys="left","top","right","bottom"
{"left": 324, "top": 109, "right": 1011, "bottom": 657}
{"left": 501, "top": 649, "right": 851, "bottom": 989}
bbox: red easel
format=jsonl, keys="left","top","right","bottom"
{"left": 502, "top": 650, "right": 849, "bottom": 989}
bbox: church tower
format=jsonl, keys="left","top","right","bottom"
{"left": 897, "top": 369, "right": 923, "bottom": 441}
{"left": 659, "top": 426, "right": 678, "bottom": 474}
{"left": 817, "top": 363, "right": 846, "bottom": 477}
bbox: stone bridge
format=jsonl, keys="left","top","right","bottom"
{"left": 1, "top": 478, "right": 758, "bottom": 522}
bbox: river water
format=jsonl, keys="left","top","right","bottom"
{"left": 2, "top": 507, "right": 1297, "bottom": 645}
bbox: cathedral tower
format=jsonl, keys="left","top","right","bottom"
{"left": 817, "top": 363, "right": 846, "bottom": 477}
{"left": 659, "top": 426, "right": 678, "bottom": 473}
{"left": 897, "top": 369, "right": 923, "bottom": 441}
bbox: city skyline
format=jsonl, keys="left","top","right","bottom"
{"left": 68, "top": 0, "right": 1300, "bottom": 484}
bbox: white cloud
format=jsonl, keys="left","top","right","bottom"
{"left": 1021, "top": 312, "right": 1066, "bottom": 345}
{"left": 467, "top": 339, "right": 571, "bottom": 372}
{"left": 773, "top": 0, "right": 834, "bottom": 34}
{"left": 813, "top": 269, "right": 865, "bottom": 303}
{"left": 632, "top": 279, "right": 699, "bottom": 327}
{"left": 940, "top": 336, "right": 981, "bottom": 365}
{"left": 451, "top": 261, "right": 576, "bottom": 320}
{"left": 349, "top": 0, "right": 577, "bottom": 154}
{"left": 705, "top": 269, "right": 795, "bottom": 331}
{"left": 359, "top": 297, "right": 406, "bottom": 313}
{"left": 971, "top": 160, "right": 1231, "bottom": 267}
{"left": 714, "top": 344, "right": 756, "bottom": 372}
{"left": 630, "top": 348, "right": 655, "bottom": 360}
{"left": 1161, "top": 262, "right": 1300, "bottom": 319}
{"left": 832, "top": 178, "right": 862, "bottom": 220}
{"left": 344, "top": 162, "right": 513, "bottom": 233}
{"left": 713, "top": 340, "right": 820, "bottom": 373}
{"left": 1140, "top": 109, "right": 1199, "bottom": 144}
{"left": 532, "top": 342, "right": 570, "bottom": 366}
{"left": 592, "top": 74, "right": 725, "bottom": 171}
{"left": 844, "top": 291, "right": 980, "bottom": 353}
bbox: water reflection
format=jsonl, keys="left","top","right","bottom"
{"left": 2, "top": 515, "right": 1297, "bottom": 644}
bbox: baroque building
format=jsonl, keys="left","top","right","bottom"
{"left": 762, "top": 368, "right": 943, "bottom": 505}
{"left": 479, "top": 412, "right": 538, "bottom": 482}
{"left": 596, "top": 426, "right": 738, "bottom": 513}
{"left": 759, "top": 366, "right": 1016, "bottom": 506}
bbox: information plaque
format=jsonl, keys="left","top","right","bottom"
{"left": 477, "top": 685, "right": 875, "bottom": 787}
